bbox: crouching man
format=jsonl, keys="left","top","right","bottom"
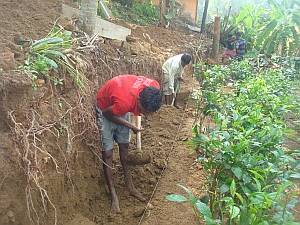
{"left": 96, "top": 74, "right": 162, "bottom": 213}
{"left": 162, "top": 53, "right": 192, "bottom": 108}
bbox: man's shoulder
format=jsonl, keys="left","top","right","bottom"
{"left": 166, "top": 54, "right": 182, "bottom": 63}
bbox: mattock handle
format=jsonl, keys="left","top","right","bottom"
{"left": 136, "top": 116, "right": 142, "bottom": 151}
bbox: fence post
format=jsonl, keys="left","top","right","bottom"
{"left": 212, "top": 16, "right": 221, "bottom": 60}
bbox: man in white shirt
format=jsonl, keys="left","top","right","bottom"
{"left": 162, "top": 53, "right": 192, "bottom": 108}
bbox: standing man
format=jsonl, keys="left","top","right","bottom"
{"left": 235, "top": 32, "right": 247, "bottom": 60}
{"left": 162, "top": 53, "right": 192, "bottom": 108}
{"left": 96, "top": 75, "right": 162, "bottom": 213}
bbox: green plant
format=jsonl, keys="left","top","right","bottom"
{"left": 171, "top": 60, "right": 300, "bottom": 224}
{"left": 22, "top": 26, "right": 87, "bottom": 90}
{"left": 255, "top": 0, "right": 300, "bottom": 56}
{"left": 166, "top": 185, "right": 220, "bottom": 225}
{"left": 221, "top": 4, "right": 265, "bottom": 49}
{"left": 224, "top": 0, "right": 300, "bottom": 56}
{"left": 110, "top": 0, "right": 159, "bottom": 25}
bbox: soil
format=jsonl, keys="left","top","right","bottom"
{"left": 1, "top": 1, "right": 298, "bottom": 225}
{"left": 284, "top": 87, "right": 300, "bottom": 222}
{"left": 0, "top": 1, "right": 208, "bottom": 225}
{"left": 141, "top": 116, "right": 205, "bottom": 225}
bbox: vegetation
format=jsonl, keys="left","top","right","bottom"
{"left": 110, "top": 0, "right": 159, "bottom": 25}
{"left": 22, "top": 26, "right": 88, "bottom": 90}
{"left": 167, "top": 58, "right": 300, "bottom": 224}
{"left": 221, "top": 0, "right": 300, "bottom": 56}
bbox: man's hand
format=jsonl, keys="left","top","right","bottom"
{"left": 131, "top": 125, "right": 144, "bottom": 134}
{"left": 178, "top": 77, "right": 184, "bottom": 82}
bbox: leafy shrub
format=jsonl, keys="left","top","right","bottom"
{"left": 22, "top": 26, "right": 87, "bottom": 90}
{"left": 223, "top": 0, "right": 300, "bottom": 56}
{"left": 111, "top": 0, "right": 159, "bottom": 25}
{"left": 168, "top": 60, "right": 300, "bottom": 225}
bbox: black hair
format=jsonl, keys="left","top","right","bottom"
{"left": 181, "top": 53, "right": 192, "bottom": 66}
{"left": 236, "top": 31, "right": 242, "bottom": 37}
{"left": 139, "top": 86, "right": 162, "bottom": 112}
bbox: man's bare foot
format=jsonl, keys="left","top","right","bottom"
{"left": 111, "top": 198, "right": 121, "bottom": 214}
{"left": 174, "top": 104, "right": 182, "bottom": 109}
{"left": 125, "top": 175, "right": 146, "bottom": 201}
{"left": 129, "top": 187, "right": 146, "bottom": 202}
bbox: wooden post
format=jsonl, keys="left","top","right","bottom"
{"left": 79, "top": 0, "right": 97, "bottom": 35}
{"left": 136, "top": 116, "right": 142, "bottom": 151}
{"left": 159, "top": 0, "right": 167, "bottom": 27}
{"left": 200, "top": 0, "right": 209, "bottom": 33}
{"left": 212, "top": 16, "right": 221, "bottom": 60}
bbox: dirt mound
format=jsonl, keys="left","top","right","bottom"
{"left": 0, "top": 2, "right": 209, "bottom": 225}
{"left": 0, "top": 0, "right": 60, "bottom": 52}
{"left": 65, "top": 214, "right": 97, "bottom": 225}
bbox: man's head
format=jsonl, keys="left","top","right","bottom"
{"left": 138, "top": 86, "right": 162, "bottom": 115}
{"left": 181, "top": 53, "right": 192, "bottom": 67}
{"left": 236, "top": 31, "right": 242, "bottom": 39}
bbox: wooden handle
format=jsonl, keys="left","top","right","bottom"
{"left": 136, "top": 116, "right": 142, "bottom": 151}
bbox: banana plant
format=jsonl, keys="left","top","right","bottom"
{"left": 255, "top": 0, "right": 300, "bottom": 56}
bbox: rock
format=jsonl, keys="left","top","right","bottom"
{"left": 147, "top": 203, "right": 154, "bottom": 209}
{"left": 127, "top": 151, "right": 151, "bottom": 165}
{"left": 7, "top": 42, "right": 23, "bottom": 59}
{"left": 155, "top": 159, "right": 167, "bottom": 169}
{"left": 133, "top": 208, "right": 144, "bottom": 218}
{"left": 0, "top": 49, "right": 16, "bottom": 71}
{"left": 35, "top": 79, "right": 45, "bottom": 87}
{"left": 65, "top": 214, "right": 98, "bottom": 225}
{"left": 0, "top": 194, "right": 11, "bottom": 212}
{"left": 110, "top": 40, "right": 124, "bottom": 49}
{"left": 148, "top": 177, "right": 156, "bottom": 185}
{"left": 7, "top": 210, "right": 15, "bottom": 223}
{"left": 126, "top": 35, "right": 139, "bottom": 43}
{"left": 13, "top": 34, "right": 30, "bottom": 46}
{"left": 7, "top": 210, "right": 14, "bottom": 218}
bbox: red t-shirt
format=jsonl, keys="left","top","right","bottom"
{"left": 96, "top": 75, "right": 160, "bottom": 116}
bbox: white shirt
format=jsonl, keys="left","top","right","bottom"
{"left": 162, "top": 54, "right": 184, "bottom": 93}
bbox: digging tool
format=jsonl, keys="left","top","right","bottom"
{"left": 171, "top": 79, "right": 181, "bottom": 106}
{"left": 136, "top": 116, "right": 142, "bottom": 151}
{"left": 127, "top": 115, "right": 151, "bottom": 165}
{"left": 171, "top": 92, "right": 176, "bottom": 106}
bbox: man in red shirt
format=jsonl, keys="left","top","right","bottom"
{"left": 96, "top": 74, "right": 162, "bottom": 213}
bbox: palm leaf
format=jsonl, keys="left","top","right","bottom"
{"left": 41, "top": 49, "right": 65, "bottom": 58}
{"left": 263, "top": 27, "right": 280, "bottom": 55}
{"left": 31, "top": 37, "right": 64, "bottom": 49}
{"left": 256, "top": 20, "right": 278, "bottom": 48}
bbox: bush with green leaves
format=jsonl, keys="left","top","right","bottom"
{"left": 255, "top": 0, "right": 300, "bottom": 56}
{"left": 168, "top": 61, "right": 300, "bottom": 225}
{"left": 223, "top": 0, "right": 300, "bottom": 56}
{"left": 22, "top": 26, "right": 87, "bottom": 90}
{"left": 110, "top": 0, "right": 159, "bottom": 25}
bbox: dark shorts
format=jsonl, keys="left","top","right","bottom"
{"left": 96, "top": 107, "right": 130, "bottom": 151}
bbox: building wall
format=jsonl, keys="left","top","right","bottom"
{"left": 152, "top": 0, "right": 198, "bottom": 22}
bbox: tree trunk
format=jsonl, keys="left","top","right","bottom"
{"left": 159, "top": 0, "right": 167, "bottom": 27}
{"left": 212, "top": 16, "right": 221, "bottom": 60}
{"left": 200, "top": 0, "right": 209, "bottom": 33}
{"left": 79, "top": 0, "right": 97, "bottom": 35}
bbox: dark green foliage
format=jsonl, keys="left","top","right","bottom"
{"left": 168, "top": 59, "right": 300, "bottom": 224}
{"left": 111, "top": 0, "right": 159, "bottom": 25}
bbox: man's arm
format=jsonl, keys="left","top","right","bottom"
{"left": 102, "top": 106, "right": 141, "bottom": 133}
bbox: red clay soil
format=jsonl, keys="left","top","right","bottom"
{"left": 0, "top": 1, "right": 208, "bottom": 225}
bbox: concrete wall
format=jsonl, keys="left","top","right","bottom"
{"left": 152, "top": 0, "right": 198, "bottom": 22}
